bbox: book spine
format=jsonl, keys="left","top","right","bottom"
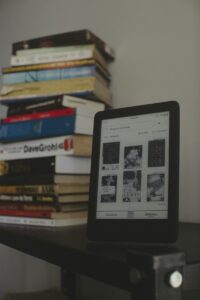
{"left": 0, "top": 115, "right": 76, "bottom": 142}
{"left": 0, "top": 77, "right": 111, "bottom": 106}
{"left": 0, "top": 209, "right": 87, "bottom": 219}
{"left": 62, "top": 94, "right": 105, "bottom": 111}
{"left": 3, "top": 66, "right": 97, "bottom": 85}
{"left": 10, "top": 47, "right": 94, "bottom": 66}
{"left": 0, "top": 174, "right": 57, "bottom": 185}
{"left": 0, "top": 184, "right": 89, "bottom": 195}
{"left": 0, "top": 193, "right": 59, "bottom": 202}
{"left": 0, "top": 157, "right": 55, "bottom": 176}
{"left": 55, "top": 156, "right": 91, "bottom": 175}
{"left": 0, "top": 135, "right": 92, "bottom": 160}
{"left": 0, "top": 209, "right": 54, "bottom": 218}
{"left": 0, "top": 202, "right": 59, "bottom": 211}
{"left": 2, "top": 59, "right": 96, "bottom": 74}
{"left": 0, "top": 77, "right": 112, "bottom": 107}
{"left": 0, "top": 202, "right": 87, "bottom": 212}
{"left": 0, "top": 170, "right": 90, "bottom": 185}
{"left": 7, "top": 95, "right": 105, "bottom": 117}
{"left": 3, "top": 107, "right": 75, "bottom": 123}
{"left": 7, "top": 95, "right": 65, "bottom": 116}
{"left": 16, "top": 45, "right": 92, "bottom": 56}
{"left": 0, "top": 215, "right": 87, "bottom": 227}
{"left": 11, "top": 29, "right": 114, "bottom": 61}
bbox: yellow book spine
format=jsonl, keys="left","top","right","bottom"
{"left": 0, "top": 77, "right": 95, "bottom": 98}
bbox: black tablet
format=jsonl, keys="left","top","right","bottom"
{"left": 87, "top": 101, "right": 180, "bottom": 243}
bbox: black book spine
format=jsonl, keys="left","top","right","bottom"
{"left": 7, "top": 96, "right": 64, "bottom": 116}
{"left": 0, "top": 173, "right": 57, "bottom": 185}
{"left": 0, "top": 157, "right": 55, "bottom": 177}
{"left": 12, "top": 29, "right": 114, "bottom": 61}
{"left": 0, "top": 194, "right": 61, "bottom": 206}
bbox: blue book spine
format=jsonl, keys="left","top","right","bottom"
{"left": 3, "top": 66, "right": 96, "bottom": 84}
{"left": 0, "top": 115, "right": 76, "bottom": 142}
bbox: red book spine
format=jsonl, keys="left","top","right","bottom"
{"left": 2, "top": 107, "right": 76, "bottom": 123}
{"left": 0, "top": 209, "right": 52, "bottom": 218}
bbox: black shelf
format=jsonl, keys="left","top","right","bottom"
{"left": 0, "top": 222, "right": 199, "bottom": 300}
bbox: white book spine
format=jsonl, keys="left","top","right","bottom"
{"left": 0, "top": 215, "right": 87, "bottom": 227}
{"left": 16, "top": 45, "right": 87, "bottom": 56}
{"left": 55, "top": 156, "right": 91, "bottom": 174}
{"left": 0, "top": 135, "right": 74, "bottom": 160}
{"left": 75, "top": 115, "right": 94, "bottom": 134}
{"left": 11, "top": 48, "right": 93, "bottom": 66}
{"left": 62, "top": 95, "right": 105, "bottom": 112}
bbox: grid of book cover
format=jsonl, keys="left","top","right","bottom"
{"left": 0, "top": 29, "right": 114, "bottom": 227}
{"left": 96, "top": 113, "right": 169, "bottom": 220}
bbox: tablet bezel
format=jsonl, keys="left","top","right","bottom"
{"left": 87, "top": 101, "right": 180, "bottom": 243}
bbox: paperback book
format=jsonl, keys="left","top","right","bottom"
{"left": 2, "top": 65, "right": 110, "bottom": 87}
{"left": 0, "top": 77, "right": 112, "bottom": 106}
{"left": 0, "top": 193, "right": 89, "bottom": 204}
{"left": 11, "top": 45, "right": 108, "bottom": 71}
{"left": 0, "top": 210, "right": 88, "bottom": 227}
{"left": 2, "top": 59, "right": 109, "bottom": 74}
{"left": 0, "top": 208, "right": 87, "bottom": 220}
{"left": 0, "top": 182, "right": 90, "bottom": 194}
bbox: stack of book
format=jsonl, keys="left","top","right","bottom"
{"left": 0, "top": 29, "right": 114, "bottom": 227}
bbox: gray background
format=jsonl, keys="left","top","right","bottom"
{"left": 0, "top": 0, "right": 199, "bottom": 299}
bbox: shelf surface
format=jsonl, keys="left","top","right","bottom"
{"left": 0, "top": 222, "right": 199, "bottom": 290}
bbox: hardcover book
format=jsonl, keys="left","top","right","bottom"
{"left": 0, "top": 156, "right": 91, "bottom": 176}
{"left": 3, "top": 105, "right": 102, "bottom": 123}
{"left": 6, "top": 94, "right": 106, "bottom": 117}
{"left": 2, "top": 107, "right": 75, "bottom": 123}
{"left": 0, "top": 173, "right": 90, "bottom": 185}
{"left": 0, "top": 134, "right": 92, "bottom": 160}
{"left": 0, "top": 113, "right": 94, "bottom": 142}
{"left": 12, "top": 29, "right": 115, "bottom": 61}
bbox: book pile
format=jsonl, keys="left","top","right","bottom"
{"left": 0, "top": 29, "right": 114, "bottom": 227}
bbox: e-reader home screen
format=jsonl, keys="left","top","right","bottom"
{"left": 96, "top": 112, "right": 169, "bottom": 220}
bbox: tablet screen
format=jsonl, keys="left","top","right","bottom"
{"left": 96, "top": 111, "right": 169, "bottom": 220}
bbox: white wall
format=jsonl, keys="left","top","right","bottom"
{"left": 0, "top": 0, "right": 199, "bottom": 298}
{"left": 0, "top": 0, "right": 200, "bottom": 222}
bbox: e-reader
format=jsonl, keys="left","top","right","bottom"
{"left": 87, "top": 101, "right": 180, "bottom": 243}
